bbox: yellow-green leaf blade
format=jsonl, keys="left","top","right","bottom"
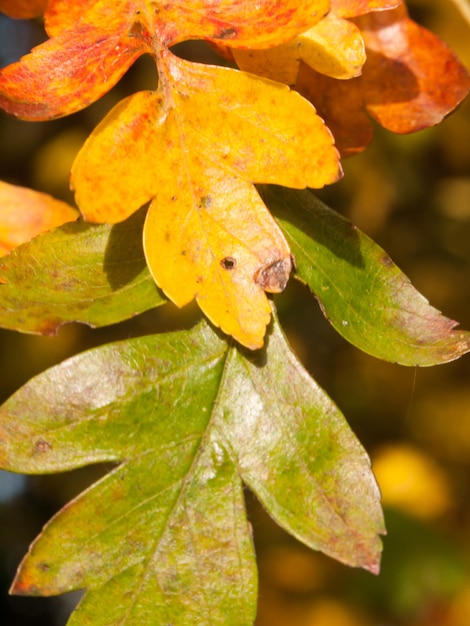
{"left": 0, "top": 208, "right": 165, "bottom": 334}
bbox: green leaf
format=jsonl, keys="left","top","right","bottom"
{"left": 265, "top": 186, "right": 470, "bottom": 366}
{"left": 1, "top": 316, "right": 383, "bottom": 625}
{"left": 0, "top": 207, "right": 165, "bottom": 334}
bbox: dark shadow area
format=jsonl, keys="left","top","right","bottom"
{"left": 103, "top": 205, "right": 149, "bottom": 290}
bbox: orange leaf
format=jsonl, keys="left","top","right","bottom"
{"left": 71, "top": 53, "right": 341, "bottom": 347}
{"left": 0, "top": 0, "right": 331, "bottom": 120}
{"left": 296, "top": 3, "right": 470, "bottom": 155}
{"left": 354, "top": 3, "right": 470, "bottom": 133}
{"left": 44, "top": 0, "right": 330, "bottom": 48}
{"left": 0, "top": 182, "right": 78, "bottom": 257}
{"left": 0, "top": 0, "right": 48, "bottom": 19}
{"left": 0, "top": 29, "right": 144, "bottom": 120}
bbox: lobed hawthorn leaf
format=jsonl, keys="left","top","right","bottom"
{"left": 0, "top": 207, "right": 165, "bottom": 334}
{"left": 263, "top": 186, "right": 470, "bottom": 366}
{"left": 1, "top": 317, "right": 384, "bottom": 626}
{"left": 296, "top": 3, "right": 470, "bottom": 156}
{"left": 0, "top": 182, "right": 78, "bottom": 257}
{"left": 0, "top": 0, "right": 330, "bottom": 120}
{"left": 72, "top": 51, "right": 341, "bottom": 350}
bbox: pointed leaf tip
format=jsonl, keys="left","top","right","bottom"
{"left": 265, "top": 186, "right": 470, "bottom": 366}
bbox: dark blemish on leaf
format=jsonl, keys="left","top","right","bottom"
{"left": 129, "top": 21, "right": 144, "bottom": 38}
{"left": 196, "top": 276, "right": 203, "bottom": 284}
{"left": 218, "top": 27, "right": 237, "bottom": 39}
{"left": 181, "top": 250, "right": 187, "bottom": 256}
{"left": 34, "top": 439, "right": 52, "bottom": 454}
{"left": 381, "top": 254, "right": 394, "bottom": 266}
{"left": 38, "top": 562, "right": 50, "bottom": 572}
{"left": 255, "top": 256, "right": 292, "bottom": 293}
{"left": 220, "top": 257, "right": 237, "bottom": 270}
{"left": 164, "top": 232, "right": 170, "bottom": 242}
{"left": 200, "top": 195, "right": 212, "bottom": 208}
{"left": 171, "top": 196, "right": 177, "bottom": 201}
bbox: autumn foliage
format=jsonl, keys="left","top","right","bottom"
{"left": 0, "top": 1, "right": 470, "bottom": 625}
{"left": 1, "top": 0, "right": 469, "bottom": 348}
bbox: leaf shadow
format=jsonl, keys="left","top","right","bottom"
{"left": 103, "top": 205, "right": 150, "bottom": 290}
{"left": 361, "top": 50, "right": 419, "bottom": 106}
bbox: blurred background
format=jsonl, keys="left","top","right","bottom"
{"left": 1, "top": 1, "right": 470, "bottom": 624}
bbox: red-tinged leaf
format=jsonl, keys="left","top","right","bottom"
{"left": 0, "top": 0, "right": 330, "bottom": 120}
{"left": 72, "top": 53, "right": 340, "bottom": 349}
{"left": 295, "top": 4, "right": 470, "bottom": 154}
{"left": 0, "top": 182, "right": 78, "bottom": 256}
{"left": 331, "top": 0, "right": 401, "bottom": 18}
{"left": 0, "top": 0, "right": 48, "bottom": 19}
{"left": 0, "top": 28, "right": 145, "bottom": 120}
{"left": 265, "top": 186, "right": 470, "bottom": 366}
{"left": 354, "top": 3, "right": 470, "bottom": 133}
{"left": 45, "top": 0, "right": 330, "bottom": 48}
{"left": 296, "top": 63, "right": 372, "bottom": 157}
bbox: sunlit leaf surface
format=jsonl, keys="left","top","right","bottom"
{"left": 0, "top": 318, "right": 383, "bottom": 624}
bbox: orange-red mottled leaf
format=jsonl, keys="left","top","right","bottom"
{"left": 0, "top": 0, "right": 331, "bottom": 120}
{"left": 233, "top": 13, "right": 365, "bottom": 84}
{"left": 72, "top": 53, "right": 341, "bottom": 348}
{"left": 45, "top": 0, "right": 330, "bottom": 48}
{"left": 331, "top": 0, "right": 400, "bottom": 18}
{"left": 0, "top": 0, "right": 48, "bottom": 19}
{"left": 0, "top": 28, "right": 144, "bottom": 120}
{"left": 354, "top": 4, "right": 470, "bottom": 133}
{"left": 0, "top": 182, "right": 78, "bottom": 257}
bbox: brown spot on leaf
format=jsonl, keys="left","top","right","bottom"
{"left": 34, "top": 439, "right": 52, "bottom": 454}
{"left": 200, "top": 195, "right": 212, "bottom": 208}
{"left": 255, "top": 256, "right": 292, "bottom": 293}
{"left": 220, "top": 257, "right": 237, "bottom": 270}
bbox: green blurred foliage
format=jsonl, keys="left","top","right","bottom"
{"left": 1, "top": 1, "right": 470, "bottom": 624}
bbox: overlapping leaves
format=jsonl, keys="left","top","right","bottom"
{"left": 2, "top": 187, "right": 469, "bottom": 365}
{"left": 71, "top": 51, "right": 339, "bottom": 349}
{"left": 1, "top": 0, "right": 469, "bottom": 344}
{"left": 0, "top": 0, "right": 343, "bottom": 349}
{"left": 0, "top": 181, "right": 78, "bottom": 257}
{"left": 0, "top": 2, "right": 470, "bottom": 624}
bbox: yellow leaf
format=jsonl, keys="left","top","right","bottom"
{"left": 143, "top": 167, "right": 291, "bottom": 349}
{"left": 72, "top": 53, "right": 341, "bottom": 347}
